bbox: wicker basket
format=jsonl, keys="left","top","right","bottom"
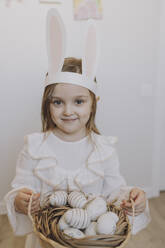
{"left": 28, "top": 193, "right": 131, "bottom": 248}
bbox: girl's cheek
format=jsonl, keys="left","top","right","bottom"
{"left": 80, "top": 105, "right": 91, "bottom": 115}
{"left": 52, "top": 108, "right": 62, "bottom": 116}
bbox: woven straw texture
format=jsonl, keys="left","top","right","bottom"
{"left": 29, "top": 199, "right": 131, "bottom": 248}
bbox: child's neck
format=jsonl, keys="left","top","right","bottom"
{"left": 52, "top": 128, "right": 88, "bottom": 142}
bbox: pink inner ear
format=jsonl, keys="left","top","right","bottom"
{"left": 85, "top": 26, "right": 97, "bottom": 78}
{"left": 49, "top": 15, "right": 63, "bottom": 76}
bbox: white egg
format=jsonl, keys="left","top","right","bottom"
{"left": 58, "top": 216, "right": 70, "bottom": 231}
{"left": 85, "top": 222, "right": 97, "bottom": 236}
{"left": 107, "top": 211, "right": 119, "bottom": 223}
{"left": 63, "top": 228, "right": 85, "bottom": 239}
{"left": 96, "top": 212, "right": 117, "bottom": 235}
{"left": 85, "top": 196, "right": 107, "bottom": 221}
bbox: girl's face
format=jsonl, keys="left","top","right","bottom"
{"left": 49, "top": 83, "right": 93, "bottom": 139}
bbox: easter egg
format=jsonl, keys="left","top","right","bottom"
{"left": 63, "top": 228, "right": 85, "bottom": 239}
{"left": 96, "top": 212, "right": 117, "bottom": 235}
{"left": 49, "top": 191, "right": 68, "bottom": 207}
{"left": 85, "top": 222, "right": 97, "bottom": 236}
{"left": 85, "top": 196, "right": 107, "bottom": 221}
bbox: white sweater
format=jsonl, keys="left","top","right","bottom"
{"left": 4, "top": 131, "right": 151, "bottom": 248}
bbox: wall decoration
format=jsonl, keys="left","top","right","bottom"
{"left": 5, "top": 0, "right": 62, "bottom": 7}
{"left": 74, "top": 0, "right": 102, "bottom": 20}
{"left": 40, "top": 0, "right": 62, "bottom": 3}
{"left": 5, "top": 0, "right": 22, "bottom": 7}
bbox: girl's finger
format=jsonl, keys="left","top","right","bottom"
{"left": 133, "top": 193, "right": 145, "bottom": 206}
{"left": 26, "top": 204, "right": 40, "bottom": 215}
{"left": 135, "top": 209, "right": 145, "bottom": 214}
{"left": 123, "top": 206, "right": 145, "bottom": 214}
{"left": 31, "top": 204, "right": 40, "bottom": 210}
{"left": 31, "top": 203, "right": 40, "bottom": 209}
{"left": 31, "top": 206, "right": 40, "bottom": 214}
{"left": 31, "top": 207, "right": 40, "bottom": 212}
{"left": 19, "top": 192, "right": 31, "bottom": 202}
{"left": 21, "top": 188, "right": 34, "bottom": 195}
{"left": 31, "top": 201, "right": 40, "bottom": 209}
{"left": 123, "top": 201, "right": 145, "bottom": 211}
{"left": 130, "top": 189, "right": 146, "bottom": 204}
{"left": 32, "top": 193, "right": 40, "bottom": 201}
{"left": 122, "top": 194, "right": 146, "bottom": 209}
{"left": 121, "top": 200, "right": 132, "bottom": 208}
{"left": 135, "top": 202, "right": 146, "bottom": 211}
{"left": 125, "top": 210, "right": 141, "bottom": 216}
{"left": 32, "top": 197, "right": 40, "bottom": 203}
{"left": 130, "top": 188, "right": 139, "bottom": 199}
{"left": 21, "top": 199, "right": 29, "bottom": 208}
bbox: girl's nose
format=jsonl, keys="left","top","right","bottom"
{"left": 63, "top": 104, "right": 73, "bottom": 115}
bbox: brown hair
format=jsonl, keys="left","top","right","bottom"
{"left": 41, "top": 57, "right": 100, "bottom": 136}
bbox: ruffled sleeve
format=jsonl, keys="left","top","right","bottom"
{"left": 4, "top": 136, "right": 41, "bottom": 236}
{"left": 101, "top": 147, "right": 127, "bottom": 199}
{"left": 100, "top": 141, "right": 151, "bottom": 235}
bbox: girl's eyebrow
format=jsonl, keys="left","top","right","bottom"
{"left": 51, "top": 96, "right": 61, "bottom": 99}
{"left": 74, "top": 95, "right": 89, "bottom": 98}
{"left": 51, "top": 95, "right": 89, "bottom": 99}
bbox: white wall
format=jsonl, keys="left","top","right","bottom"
{"left": 0, "top": 0, "right": 161, "bottom": 208}
{"left": 154, "top": 0, "right": 165, "bottom": 191}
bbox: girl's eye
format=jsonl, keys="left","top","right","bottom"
{"left": 52, "top": 100, "right": 62, "bottom": 105}
{"left": 75, "top": 99, "right": 84, "bottom": 105}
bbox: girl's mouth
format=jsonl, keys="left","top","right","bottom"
{"left": 62, "top": 118, "right": 78, "bottom": 121}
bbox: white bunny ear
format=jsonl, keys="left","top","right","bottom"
{"left": 82, "top": 21, "right": 99, "bottom": 80}
{"left": 46, "top": 8, "right": 66, "bottom": 83}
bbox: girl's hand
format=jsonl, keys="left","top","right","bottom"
{"left": 14, "top": 188, "right": 40, "bottom": 215}
{"left": 120, "top": 188, "right": 146, "bottom": 216}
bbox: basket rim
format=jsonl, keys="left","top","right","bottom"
{"left": 35, "top": 229, "right": 132, "bottom": 248}
{"left": 32, "top": 203, "right": 132, "bottom": 248}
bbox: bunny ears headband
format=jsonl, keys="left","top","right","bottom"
{"left": 45, "top": 8, "right": 99, "bottom": 95}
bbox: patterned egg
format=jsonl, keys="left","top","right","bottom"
{"left": 68, "top": 191, "right": 88, "bottom": 208}
{"left": 49, "top": 191, "right": 68, "bottom": 207}
{"left": 85, "top": 222, "right": 97, "bottom": 236}
{"left": 63, "top": 228, "right": 85, "bottom": 239}
{"left": 58, "top": 216, "right": 70, "bottom": 231}
{"left": 64, "top": 208, "right": 90, "bottom": 229}
{"left": 85, "top": 196, "right": 107, "bottom": 221}
{"left": 96, "top": 212, "right": 117, "bottom": 235}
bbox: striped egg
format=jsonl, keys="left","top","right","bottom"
{"left": 49, "top": 191, "right": 68, "bottom": 207}
{"left": 64, "top": 208, "right": 90, "bottom": 229}
{"left": 63, "top": 228, "right": 85, "bottom": 239}
{"left": 68, "top": 191, "right": 88, "bottom": 209}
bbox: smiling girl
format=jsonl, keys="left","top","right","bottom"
{"left": 4, "top": 9, "right": 150, "bottom": 248}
